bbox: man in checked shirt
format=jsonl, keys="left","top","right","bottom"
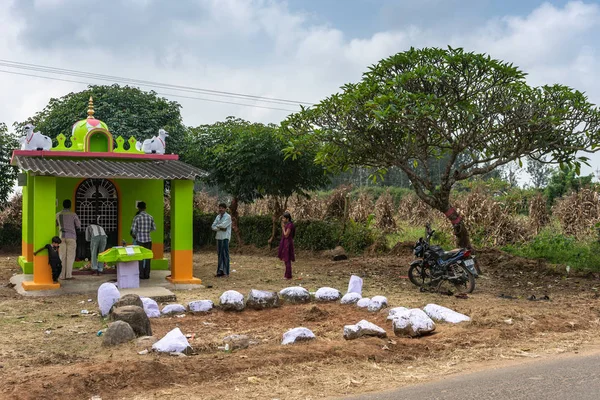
{"left": 130, "top": 201, "right": 156, "bottom": 279}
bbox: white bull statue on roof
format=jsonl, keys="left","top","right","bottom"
{"left": 135, "top": 129, "right": 169, "bottom": 154}
{"left": 19, "top": 124, "right": 52, "bottom": 151}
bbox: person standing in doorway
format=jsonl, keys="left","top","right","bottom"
{"left": 278, "top": 211, "right": 296, "bottom": 280}
{"left": 211, "top": 203, "right": 231, "bottom": 278}
{"left": 86, "top": 216, "right": 107, "bottom": 276}
{"left": 56, "top": 199, "right": 81, "bottom": 280}
{"left": 131, "top": 201, "right": 156, "bottom": 279}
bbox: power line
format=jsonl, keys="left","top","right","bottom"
{"left": 0, "top": 69, "right": 300, "bottom": 113}
{"left": 0, "top": 59, "right": 315, "bottom": 107}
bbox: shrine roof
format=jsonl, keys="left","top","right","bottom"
{"left": 12, "top": 155, "right": 205, "bottom": 180}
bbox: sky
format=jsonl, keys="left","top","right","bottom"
{"left": 1, "top": 0, "right": 600, "bottom": 179}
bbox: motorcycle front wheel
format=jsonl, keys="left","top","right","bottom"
{"left": 408, "top": 262, "right": 431, "bottom": 287}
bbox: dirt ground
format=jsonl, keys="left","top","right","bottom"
{"left": 1, "top": 246, "right": 600, "bottom": 400}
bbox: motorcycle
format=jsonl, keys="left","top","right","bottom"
{"left": 408, "top": 224, "right": 478, "bottom": 293}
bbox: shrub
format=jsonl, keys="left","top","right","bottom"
{"left": 293, "top": 220, "right": 341, "bottom": 251}
{"left": 340, "top": 220, "right": 374, "bottom": 254}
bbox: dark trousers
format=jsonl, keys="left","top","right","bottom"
{"left": 138, "top": 241, "right": 152, "bottom": 279}
{"left": 217, "top": 239, "right": 230, "bottom": 276}
{"left": 50, "top": 261, "right": 62, "bottom": 282}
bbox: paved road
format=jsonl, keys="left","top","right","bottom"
{"left": 345, "top": 352, "right": 600, "bottom": 400}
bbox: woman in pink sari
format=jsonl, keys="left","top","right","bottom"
{"left": 278, "top": 211, "right": 296, "bottom": 280}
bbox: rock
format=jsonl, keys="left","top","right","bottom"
{"left": 109, "top": 306, "right": 152, "bottom": 337}
{"left": 219, "top": 290, "right": 245, "bottom": 311}
{"left": 279, "top": 286, "right": 311, "bottom": 304}
{"left": 136, "top": 336, "right": 158, "bottom": 348}
{"left": 423, "top": 304, "right": 471, "bottom": 323}
{"left": 282, "top": 327, "right": 316, "bottom": 345}
{"left": 356, "top": 298, "right": 371, "bottom": 308}
{"left": 188, "top": 300, "right": 214, "bottom": 313}
{"left": 347, "top": 275, "right": 363, "bottom": 295}
{"left": 367, "top": 296, "right": 389, "bottom": 312}
{"left": 315, "top": 287, "right": 341, "bottom": 302}
{"left": 392, "top": 309, "right": 436, "bottom": 337}
{"left": 161, "top": 304, "right": 186, "bottom": 315}
{"left": 97, "top": 282, "right": 120, "bottom": 317}
{"left": 111, "top": 294, "right": 143, "bottom": 312}
{"left": 223, "top": 334, "right": 250, "bottom": 350}
{"left": 153, "top": 327, "right": 192, "bottom": 354}
{"left": 341, "top": 292, "right": 362, "bottom": 305}
{"left": 387, "top": 307, "right": 410, "bottom": 320}
{"left": 140, "top": 297, "right": 160, "bottom": 318}
{"left": 102, "top": 321, "right": 136, "bottom": 346}
{"left": 331, "top": 246, "right": 348, "bottom": 261}
{"left": 246, "top": 289, "right": 280, "bottom": 310}
{"left": 343, "top": 320, "right": 387, "bottom": 340}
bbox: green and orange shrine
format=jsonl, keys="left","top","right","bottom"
{"left": 11, "top": 97, "right": 203, "bottom": 290}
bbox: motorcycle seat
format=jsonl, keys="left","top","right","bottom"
{"left": 440, "top": 249, "right": 462, "bottom": 260}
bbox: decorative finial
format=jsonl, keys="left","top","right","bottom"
{"left": 87, "top": 96, "right": 95, "bottom": 119}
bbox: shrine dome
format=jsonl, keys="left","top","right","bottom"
{"left": 70, "top": 96, "right": 112, "bottom": 152}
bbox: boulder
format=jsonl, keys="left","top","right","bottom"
{"left": 340, "top": 292, "right": 362, "bottom": 305}
{"left": 111, "top": 294, "right": 143, "bottom": 312}
{"left": 246, "top": 289, "right": 280, "bottom": 310}
{"left": 152, "top": 327, "right": 192, "bottom": 354}
{"left": 367, "top": 295, "right": 389, "bottom": 312}
{"left": 219, "top": 290, "right": 245, "bottom": 311}
{"left": 102, "top": 321, "right": 136, "bottom": 346}
{"left": 315, "top": 287, "right": 341, "bottom": 302}
{"left": 141, "top": 297, "right": 160, "bottom": 318}
{"left": 347, "top": 275, "right": 363, "bottom": 295}
{"left": 343, "top": 320, "right": 387, "bottom": 340}
{"left": 279, "top": 286, "right": 311, "bottom": 304}
{"left": 282, "top": 327, "right": 316, "bottom": 345}
{"left": 423, "top": 304, "right": 471, "bottom": 323}
{"left": 110, "top": 305, "right": 152, "bottom": 337}
{"left": 97, "top": 282, "right": 120, "bottom": 317}
{"left": 392, "top": 309, "right": 436, "bottom": 337}
{"left": 223, "top": 334, "right": 250, "bottom": 350}
{"left": 356, "top": 298, "right": 371, "bottom": 308}
{"left": 331, "top": 246, "right": 348, "bottom": 261}
{"left": 387, "top": 307, "right": 410, "bottom": 321}
{"left": 161, "top": 304, "right": 186, "bottom": 315}
{"left": 136, "top": 335, "right": 158, "bottom": 348}
{"left": 188, "top": 300, "right": 214, "bottom": 313}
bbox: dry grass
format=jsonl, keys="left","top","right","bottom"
{"left": 529, "top": 193, "right": 550, "bottom": 235}
{"left": 350, "top": 191, "right": 374, "bottom": 223}
{"left": 552, "top": 189, "right": 600, "bottom": 238}
{"left": 374, "top": 190, "right": 397, "bottom": 232}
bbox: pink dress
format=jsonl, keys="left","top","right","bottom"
{"left": 278, "top": 222, "right": 296, "bottom": 279}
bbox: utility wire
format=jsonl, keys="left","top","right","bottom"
{"left": 0, "top": 59, "right": 314, "bottom": 107}
{"left": 0, "top": 69, "right": 300, "bottom": 113}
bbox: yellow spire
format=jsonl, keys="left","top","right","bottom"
{"left": 87, "top": 96, "right": 95, "bottom": 119}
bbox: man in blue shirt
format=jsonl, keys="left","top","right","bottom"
{"left": 131, "top": 201, "right": 156, "bottom": 279}
{"left": 211, "top": 203, "right": 231, "bottom": 278}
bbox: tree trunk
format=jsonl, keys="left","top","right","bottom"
{"left": 230, "top": 197, "right": 243, "bottom": 246}
{"left": 441, "top": 204, "right": 472, "bottom": 250}
{"left": 267, "top": 197, "right": 286, "bottom": 248}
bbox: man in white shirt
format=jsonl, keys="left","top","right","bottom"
{"left": 211, "top": 203, "right": 232, "bottom": 278}
{"left": 86, "top": 216, "right": 107, "bottom": 275}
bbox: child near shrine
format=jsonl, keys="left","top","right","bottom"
{"left": 33, "top": 236, "right": 62, "bottom": 283}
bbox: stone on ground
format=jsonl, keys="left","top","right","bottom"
{"left": 392, "top": 309, "right": 436, "bottom": 337}
{"left": 111, "top": 294, "right": 143, "bottom": 312}
{"left": 282, "top": 327, "right": 316, "bottom": 345}
{"left": 110, "top": 305, "right": 152, "bottom": 337}
{"left": 387, "top": 307, "right": 410, "bottom": 320}
{"left": 161, "top": 304, "right": 186, "bottom": 315}
{"left": 347, "top": 275, "right": 363, "bottom": 295}
{"left": 341, "top": 292, "right": 362, "bottom": 305}
{"left": 315, "top": 287, "right": 341, "bottom": 302}
{"left": 152, "top": 327, "right": 192, "bottom": 354}
{"left": 223, "top": 334, "right": 250, "bottom": 350}
{"left": 188, "top": 300, "right": 214, "bottom": 313}
{"left": 343, "top": 320, "right": 387, "bottom": 340}
{"left": 140, "top": 297, "right": 160, "bottom": 318}
{"left": 102, "top": 321, "right": 136, "bottom": 346}
{"left": 220, "top": 290, "right": 245, "bottom": 311}
{"left": 331, "top": 246, "right": 348, "bottom": 261}
{"left": 423, "top": 304, "right": 471, "bottom": 323}
{"left": 136, "top": 336, "right": 158, "bottom": 348}
{"left": 356, "top": 298, "right": 371, "bottom": 308}
{"left": 367, "top": 296, "right": 388, "bottom": 312}
{"left": 246, "top": 289, "right": 280, "bottom": 310}
{"left": 279, "top": 286, "right": 311, "bottom": 304}
{"left": 98, "top": 282, "right": 121, "bottom": 317}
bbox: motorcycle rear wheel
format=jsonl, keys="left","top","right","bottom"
{"left": 408, "top": 262, "right": 431, "bottom": 287}
{"left": 452, "top": 264, "right": 476, "bottom": 293}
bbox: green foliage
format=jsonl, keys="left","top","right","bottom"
{"left": 293, "top": 220, "right": 341, "bottom": 251}
{"left": 349, "top": 186, "right": 412, "bottom": 206}
{"left": 503, "top": 230, "right": 600, "bottom": 271}
{"left": 340, "top": 220, "right": 375, "bottom": 254}
{"left": 544, "top": 167, "right": 593, "bottom": 205}
{"left": 185, "top": 117, "right": 329, "bottom": 204}
{"left": 16, "top": 85, "right": 187, "bottom": 155}
{"left": 0, "top": 123, "right": 18, "bottom": 206}
{"left": 235, "top": 215, "right": 274, "bottom": 247}
{"left": 0, "top": 222, "right": 20, "bottom": 250}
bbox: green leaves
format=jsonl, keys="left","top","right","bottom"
{"left": 0, "top": 123, "right": 18, "bottom": 206}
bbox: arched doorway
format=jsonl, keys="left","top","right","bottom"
{"left": 75, "top": 179, "right": 119, "bottom": 261}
